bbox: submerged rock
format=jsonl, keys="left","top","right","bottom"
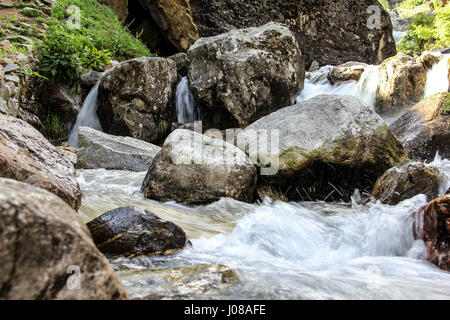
{"left": 238, "top": 95, "right": 406, "bottom": 202}
{"left": 0, "top": 178, "right": 128, "bottom": 299}
{"left": 87, "top": 206, "right": 188, "bottom": 257}
{"left": 190, "top": 0, "right": 396, "bottom": 67}
{"left": 372, "top": 162, "right": 443, "bottom": 205}
{"left": 328, "top": 62, "right": 368, "bottom": 84}
{"left": 142, "top": 129, "right": 257, "bottom": 204}
{"left": 0, "top": 115, "right": 81, "bottom": 210}
{"left": 98, "top": 57, "right": 178, "bottom": 143}
{"left": 76, "top": 127, "right": 161, "bottom": 172}
{"left": 188, "top": 22, "right": 304, "bottom": 129}
{"left": 414, "top": 195, "right": 450, "bottom": 272}
{"left": 390, "top": 92, "right": 450, "bottom": 161}
{"left": 118, "top": 264, "right": 239, "bottom": 300}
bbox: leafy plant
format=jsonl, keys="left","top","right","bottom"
{"left": 42, "top": 113, "right": 67, "bottom": 141}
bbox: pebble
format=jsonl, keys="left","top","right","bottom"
{"left": 4, "top": 64, "right": 20, "bottom": 74}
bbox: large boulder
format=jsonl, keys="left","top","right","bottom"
{"left": 98, "top": 57, "right": 178, "bottom": 144}
{"left": 142, "top": 129, "right": 257, "bottom": 204}
{"left": 188, "top": 22, "right": 305, "bottom": 129}
{"left": 327, "top": 62, "right": 368, "bottom": 85}
{"left": 390, "top": 92, "right": 450, "bottom": 161}
{"left": 0, "top": 115, "right": 81, "bottom": 210}
{"left": 237, "top": 95, "right": 407, "bottom": 201}
{"left": 137, "top": 0, "right": 199, "bottom": 52}
{"left": 375, "top": 52, "right": 439, "bottom": 117}
{"left": 190, "top": 0, "right": 396, "bottom": 67}
{"left": 87, "top": 206, "right": 188, "bottom": 257}
{"left": 372, "top": 162, "right": 443, "bottom": 205}
{"left": 0, "top": 178, "right": 128, "bottom": 299}
{"left": 76, "top": 127, "right": 161, "bottom": 172}
{"left": 414, "top": 195, "right": 450, "bottom": 272}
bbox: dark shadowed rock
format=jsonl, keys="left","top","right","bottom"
{"left": 0, "top": 178, "right": 128, "bottom": 299}
{"left": 390, "top": 92, "right": 450, "bottom": 161}
{"left": 87, "top": 206, "right": 188, "bottom": 257}
{"left": 0, "top": 115, "right": 81, "bottom": 210}
{"left": 168, "top": 52, "right": 190, "bottom": 77}
{"left": 76, "top": 127, "right": 161, "bottom": 171}
{"left": 142, "top": 129, "right": 257, "bottom": 204}
{"left": 98, "top": 57, "right": 178, "bottom": 144}
{"left": 238, "top": 95, "right": 407, "bottom": 202}
{"left": 188, "top": 22, "right": 304, "bottom": 129}
{"left": 413, "top": 195, "right": 450, "bottom": 272}
{"left": 372, "top": 162, "right": 443, "bottom": 205}
{"left": 190, "top": 0, "right": 396, "bottom": 67}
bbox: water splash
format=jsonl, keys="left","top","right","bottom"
{"left": 430, "top": 152, "right": 450, "bottom": 195}
{"left": 68, "top": 82, "right": 103, "bottom": 147}
{"left": 424, "top": 54, "right": 449, "bottom": 98}
{"left": 176, "top": 77, "right": 198, "bottom": 124}
{"left": 295, "top": 65, "right": 379, "bottom": 109}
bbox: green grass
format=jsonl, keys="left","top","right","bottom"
{"left": 48, "top": 0, "right": 151, "bottom": 61}
{"left": 378, "top": 0, "right": 390, "bottom": 11}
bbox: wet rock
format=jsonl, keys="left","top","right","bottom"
{"left": 190, "top": 0, "right": 396, "bottom": 67}
{"left": 39, "top": 83, "right": 81, "bottom": 127}
{"left": 87, "top": 206, "right": 188, "bottom": 257}
{"left": 138, "top": 0, "right": 199, "bottom": 51}
{"left": 0, "top": 115, "right": 81, "bottom": 210}
{"left": 372, "top": 162, "right": 443, "bottom": 205}
{"left": 414, "top": 195, "right": 450, "bottom": 272}
{"left": 98, "top": 57, "right": 178, "bottom": 143}
{"left": 375, "top": 52, "right": 438, "bottom": 117}
{"left": 167, "top": 52, "right": 189, "bottom": 77}
{"left": 188, "top": 22, "right": 305, "bottom": 129}
{"left": 238, "top": 95, "right": 407, "bottom": 202}
{"left": 80, "top": 70, "right": 103, "bottom": 88}
{"left": 328, "top": 62, "right": 368, "bottom": 84}
{"left": 76, "top": 127, "right": 161, "bottom": 172}
{"left": 0, "top": 178, "right": 128, "bottom": 299}
{"left": 390, "top": 92, "right": 450, "bottom": 161}
{"left": 118, "top": 264, "right": 239, "bottom": 300}
{"left": 256, "top": 185, "right": 288, "bottom": 202}
{"left": 142, "top": 129, "right": 257, "bottom": 204}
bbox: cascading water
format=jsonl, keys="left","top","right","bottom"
{"left": 424, "top": 54, "right": 449, "bottom": 98}
{"left": 68, "top": 82, "right": 103, "bottom": 148}
{"left": 176, "top": 77, "right": 198, "bottom": 124}
{"left": 294, "top": 65, "right": 379, "bottom": 109}
{"left": 76, "top": 152, "right": 450, "bottom": 300}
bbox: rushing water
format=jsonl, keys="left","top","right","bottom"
{"left": 176, "top": 77, "right": 198, "bottom": 124}
{"left": 76, "top": 154, "right": 450, "bottom": 300}
{"left": 424, "top": 54, "right": 450, "bottom": 98}
{"left": 294, "top": 65, "right": 379, "bottom": 109}
{"left": 68, "top": 83, "right": 103, "bottom": 147}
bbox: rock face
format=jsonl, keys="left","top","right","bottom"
{"left": 375, "top": 53, "right": 435, "bottom": 116}
{"left": 190, "top": 0, "right": 396, "bottom": 67}
{"left": 98, "top": 57, "right": 178, "bottom": 143}
{"left": 390, "top": 92, "right": 450, "bottom": 161}
{"left": 76, "top": 127, "right": 161, "bottom": 172}
{"left": 328, "top": 62, "right": 368, "bottom": 85}
{"left": 372, "top": 162, "right": 443, "bottom": 205}
{"left": 0, "top": 115, "right": 81, "bottom": 210}
{"left": 87, "top": 206, "right": 188, "bottom": 257}
{"left": 0, "top": 178, "right": 128, "bottom": 299}
{"left": 188, "top": 22, "right": 305, "bottom": 129}
{"left": 138, "top": 0, "right": 199, "bottom": 52}
{"left": 142, "top": 129, "right": 257, "bottom": 204}
{"left": 414, "top": 195, "right": 450, "bottom": 272}
{"left": 238, "top": 95, "right": 407, "bottom": 201}
{"left": 99, "top": 0, "right": 128, "bottom": 20}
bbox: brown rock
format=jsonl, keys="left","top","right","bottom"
{"left": 0, "top": 178, "right": 128, "bottom": 299}
{"left": 328, "top": 62, "right": 368, "bottom": 85}
{"left": 414, "top": 195, "right": 450, "bottom": 272}
{"left": 0, "top": 115, "right": 81, "bottom": 210}
{"left": 99, "top": 0, "right": 128, "bottom": 20}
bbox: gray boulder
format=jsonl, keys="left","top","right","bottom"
{"left": 142, "top": 129, "right": 257, "bottom": 204}
{"left": 0, "top": 178, "right": 128, "bottom": 300}
{"left": 76, "top": 127, "right": 161, "bottom": 172}
{"left": 0, "top": 115, "right": 81, "bottom": 210}
{"left": 98, "top": 57, "right": 178, "bottom": 143}
{"left": 238, "top": 95, "right": 407, "bottom": 201}
{"left": 328, "top": 61, "right": 368, "bottom": 84}
{"left": 188, "top": 22, "right": 305, "bottom": 129}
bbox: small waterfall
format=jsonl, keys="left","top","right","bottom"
{"left": 424, "top": 54, "right": 449, "bottom": 98}
{"left": 68, "top": 82, "right": 103, "bottom": 148}
{"left": 176, "top": 76, "right": 198, "bottom": 124}
{"left": 295, "top": 65, "right": 379, "bottom": 109}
